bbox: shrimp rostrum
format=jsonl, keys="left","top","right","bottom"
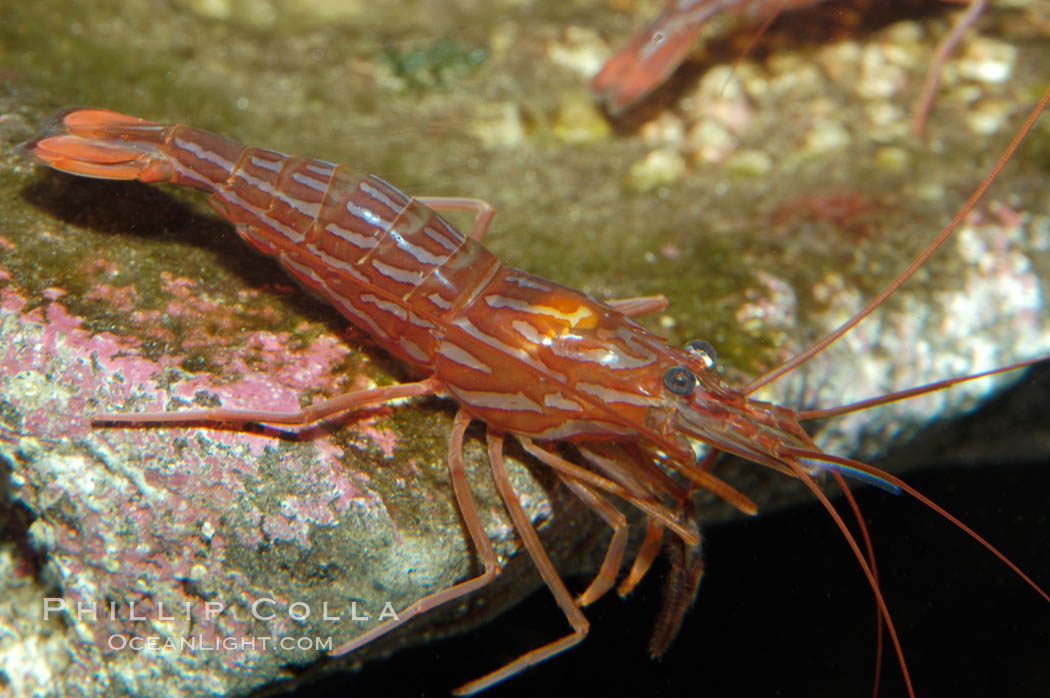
{"left": 24, "top": 96, "right": 1050, "bottom": 695}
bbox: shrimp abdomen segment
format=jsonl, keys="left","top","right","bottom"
{"left": 23, "top": 108, "right": 655, "bottom": 440}
{"left": 28, "top": 109, "right": 507, "bottom": 370}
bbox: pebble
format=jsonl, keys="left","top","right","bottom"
{"left": 956, "top": 37, "right": 1017, "bottom": 83}
{"left": 471, "top": 102, "right": 526, "bottom": 148}
{"left": 875, "top": 146, "right": 909, "bottom": 172}
{"left": 686, "top": 120, "right": 735, "bottom": 164}
{"left": 547, "top": 26, "right": 608, "bottom": 79}
{"left": 858, "top": 44, "right": 907, "bottom": 99}
{"left": 552, "top": 94, "right": 610, "bottom": 144}
{"left": 629, "top": 148, "right": 687, "bottom": 191}
{"left": 639, "top": 112, "right": 685, "bottom": 147}
{"left": 965, "top": 99, "right": 1013, "bottom": 136}
{"left": 726, "top": 149, "right": 773, "bottom": 178}
{"left": 804, "top": 119, "right": 851, "bottom": 154}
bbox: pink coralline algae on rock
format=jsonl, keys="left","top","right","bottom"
{"left": 0, "top": 258, "right": 515, "bottom": 696}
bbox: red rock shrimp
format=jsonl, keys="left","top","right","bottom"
{"left": 20, "top": 85, "right": 1050, "bottom": 696}
{"left": 592, "top": 0, "right": 988, "bottom": 133}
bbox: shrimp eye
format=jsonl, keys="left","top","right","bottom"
{"left": 662, "top": 366, "right": 697, "bottom": 396}
{"left": 684, "top": 339, "right": 717, "bottom": 369}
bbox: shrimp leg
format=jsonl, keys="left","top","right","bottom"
{"left": 416, "top": 196, "right": 494, "bottom": 242}
{"left": 92, "top": 377, "right": 441, "bottom": 427}
{"left": 331, "top": 410, "right": 502, "bottom": 656}
{"left": 556, "top": 474, "right": 631, "bottom": 606}
{"left": 453, "top": 429, "right": 590, "bottom": 695}
{"left": 421, "top": 196, "right": 668, "bottom": 318}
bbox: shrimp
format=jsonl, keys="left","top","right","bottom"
{"left": 21, "top": 88, "right": 1050, "bottom": 696}
{"left": 592, "top": 0, "right": 987, "bottom": 134}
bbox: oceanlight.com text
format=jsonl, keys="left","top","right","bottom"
{"left": 107, "top": 634, "right": 334, "bottom": 652}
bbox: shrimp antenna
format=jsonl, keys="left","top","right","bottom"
{"left": 785, "top": 459, "right": 914, "bottom": 695}
{"left": 719, "top": 0, "right": 787, "bottom": 95}
{"left": 743, "top": 85, "right": 1050, "bottom": 397}
{"left": 798, "top": 354, "right": 1050, "bottom": 421}
{"left": 795, "top": 456, "right": 901, "bottom": 494}
{"left": 778, "top": 446, "right": 1050, "bottom": 606}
